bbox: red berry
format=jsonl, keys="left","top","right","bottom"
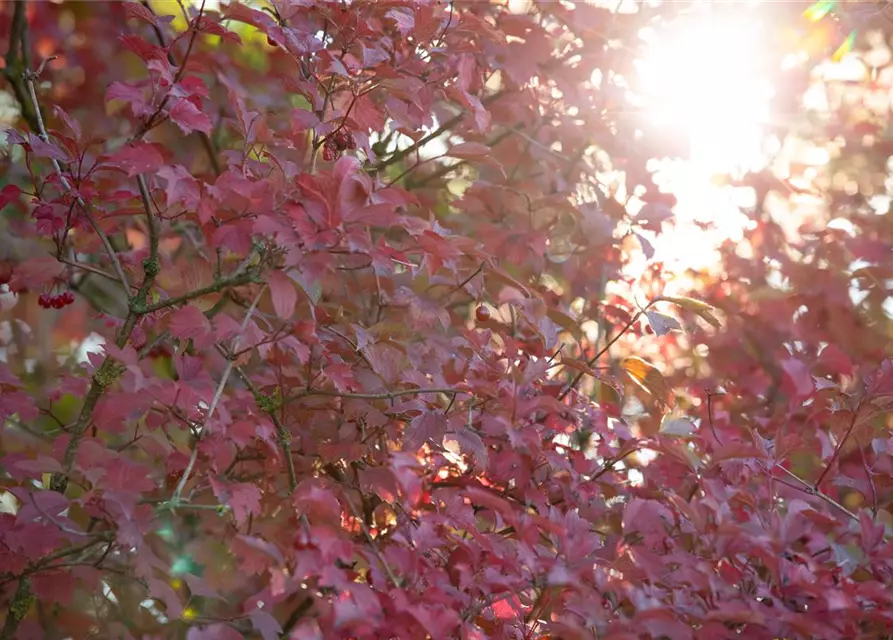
{"left": 333, "top": 130, "right": 350, "bottom": 151}
{"left": 475, "top": 305, "right": 490, "bottom": 322}
{"left": 52, "top": 296, "right": 63, "bottom": 309}
{"left": 322, "top": 146, "right": 336, "bottom": 162}
{"left": 63, "top": 291, "right": 74, "bottom": 305}
{"left": 38, "top": 294, "right": 48, "bottom": 308}
{"left": 267, "top": 36, "right": 278, "bottom": 48}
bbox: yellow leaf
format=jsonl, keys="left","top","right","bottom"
{"left": 621, "top": 356, "right": 671, "bottom": 407}
{"left": 659, "top": 296, "right": 721, "bottom": 329}
{"left": 659, "top": 295, "right": 713, "bottom": 312}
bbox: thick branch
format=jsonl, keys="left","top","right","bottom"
{"left": 3, "top": 1, "right": 39, "bottom": 134}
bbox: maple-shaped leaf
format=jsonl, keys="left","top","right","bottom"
{"left": 157, "top": 165, "right": 201, "bottom": 209}
{"left": 211, "top": 480, "right": 262, "bottom": 527}
{"left": 28, "top": 132, "right": 71, "bottom": 163}
{"left": 445, "top": 426, "right": 488, "bottom": 469}
{"left": 405, "top": 411, "right": 447, "bottom": 451}
{"left": 168, "top": 305, "right": 213, "bottom": 347}
{"left": 322, "top": 362, "right": 357, "bottom": 392}
{"left": 386, "top": 8, "right": 415, "bottom": 35}
{"left": 107, "top": 142, "right": 166, "bottom": 176}
{"left": 293, "top": 481, "right": 341, "bottom": 523}
{"left": 169, "top": 98, "right": 212, "bottom": 135}
{"left": 9, "top": 257, "right": 66, "bottom": 291}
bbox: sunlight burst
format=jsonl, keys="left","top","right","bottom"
{"left": 630, "top": 7, "right": 777, "bottom": 271}
{"left": 636, "top": 9, "right": 774, "bottom": 173}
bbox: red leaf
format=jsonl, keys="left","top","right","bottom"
{"left": 168, "top": 305, "right": 213, "bottom": 345}
{"left": 169, "top": 98, "right": 213, "bottom": 135}
{"left": 293, "top": 481, "right": 341, "bottom": 523}
{"left": 0, "top": 184, "right": 21, "bottom": 211}
{"left": 157, "top": 165, "right": 201, "bottom": 209}
{"left": 229, "top": 482, "right": 262, "bottom": 527}
{"left": 268, "top": 270, "right": 297, "bottom": 319}
{"left": 123, "top": 1, "right": 159, "bottom": 26}
{"left": 9, "top": 257, "right": 65, "bottom": 291}
{"left": 446, "top": 142, "right": 490, "bottom": 160}
{"left": 107, "top": 142, "right": 166, "bottom": 177}
{"left": 386, "top": 8, "right": 415, "bottom": 35}
{"left": 405, "top": 411, "right": 447, "bottom": 451}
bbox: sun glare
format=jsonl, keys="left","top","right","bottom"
{"left": 636, "top": 9, "right": 774, "bottom": 173}
{"left": 630, "top": 6, "right": 777, "bottom": 272}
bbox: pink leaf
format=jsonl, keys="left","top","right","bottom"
{"left": 168, "top": 305, "right": 212, "bottom": 344}
{"left": 250, "top": 610, "right": 282, "bottom": 640}
{"left": 169, "top": 98, "right": 212, "bottom": 135}
{"left": 123, "top": 1, "right": 159, "bottom": 26}
{"left": 781, "top": 357, "right": 814, "bottom": 398}
{"left": 182, "top": 574, "right": 225, "bottom": 601}
{"left": 446, "top": 142, "right": 490, "bottom": 160}
{"left": 107, "top": 142, "right": 166, "bottom": 176}
{"left": 405, "top": 411, "right": 447, "bottom": 451}
{"left": 157, "top": 165, "right": 201, "bottom": 209}
{"left": 148, "top": 578, "right": 183, "bottom": 619}
{"left": 268, "top": 270, "right": 297, "bottom": 319}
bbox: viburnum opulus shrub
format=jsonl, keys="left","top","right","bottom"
{"left": 1, "top": 1, "right": 893, "bottom": 639}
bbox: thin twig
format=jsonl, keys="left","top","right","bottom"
{"left": 23, "top": 61, "right": 131, "bottom": 296}
{"left": 558, "top": 309, "right": 646, "bottom": 401}
{"left": 140, "top": 0, "right": 221, "bottom": 174}
{"left": 288, "top": 387, "right": 469, "bottom": 404}
{"left": 814, "top": 405, "right": 861, "bottom": 489}
{"left": 171, "top": 286, "right": 266, "bottom": 504}
{"left": 773, "top": 463, "right": 857, "bottom": 522}
{"left": 345, "top": 496, "right": 400, "bottom": 588}
{"left": 135, "top": 269, "right": 256, "bottom": 314}
{"left": 228, "top": 362, "right": 299, "bottom": 493}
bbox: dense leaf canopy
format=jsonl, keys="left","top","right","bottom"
{"left": 1, "top": 1, "right": 893, "bottom": 639}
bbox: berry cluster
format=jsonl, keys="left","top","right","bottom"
{"left": 321, "top": 128, "right": 357, "bottom": 162}
{"left": 38, "top": 291, "right": 75, "bottom": 309}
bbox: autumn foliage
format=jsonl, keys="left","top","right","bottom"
{"left": 1, "top": 1, "right": 893, "bottom": 639}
